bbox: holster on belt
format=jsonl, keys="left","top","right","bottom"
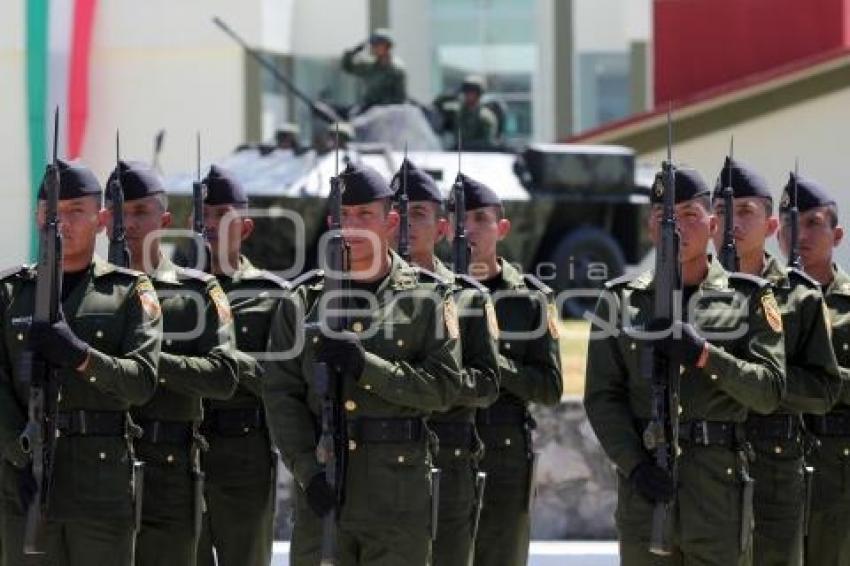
{"left": 124, "top": 413, "right": 145, "bottom": 533}
{"left": 191, "top": 427, "right": 209, "bottom": 539}
{"left": 470, "top": 471, "right": 487, "bottom": 540}
{"left": 735, "top": 425, "right": 754, "bottom": 553}
{"left": 430, "top": 467, "right": 441, "bottom": 540}
{"left": 803, "top": 464, "right": 815, "bottom": 536}
{"left": 524, "top": 414, "right": 538, "bottom": 512}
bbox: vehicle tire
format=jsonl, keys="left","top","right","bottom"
{"left": 548, "top": 227, "right": 626, "bottom": 318}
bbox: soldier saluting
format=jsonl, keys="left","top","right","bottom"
{"left": 103, "top": 160, "right": 239, "bottom": 566}
{"left": 584, "top": 167, "right": 786, "bottom": 565}
{"left": 710, "top": 158, "right": 840, "bottom": 566}
{"left": 341, "top": 29, "right": 407, "bottom": 112}
{"left": 0, "top": 159, "right": 162, "bottom": 565}
{"left": 264, "top": 162, "right": 463, "bottom": 565}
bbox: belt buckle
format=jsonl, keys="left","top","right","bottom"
{"left": 699, "top": 421, "right": 710, "bottom": 446}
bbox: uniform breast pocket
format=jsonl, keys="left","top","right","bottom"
{"left": 831, "top": 327, "right": 850, "bottom": 367}
{"left": 73, "top": 314, "right": 121, "bottom": 354}
{"left": 366, "top": 443, "right": 430, "bottom": 521}
{"left": 62, "top": 437, "right": 131, "bottom": 505}
{"left": 234, "top": 307, "right": 272, "bottom": 354}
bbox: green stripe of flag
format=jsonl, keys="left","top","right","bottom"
{"left": 27, "top": 0, "right": 49, "bottom": 261}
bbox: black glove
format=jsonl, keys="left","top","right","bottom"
{"left": 646, "top": 318, "right": 706, "bottom": 367}
{"left": 630, "top": 461, "right": 675, "bottom": 503}
{"left": 345, "top": 41, "right": 367, "bottom": 56}
{"left": 28, "top": 312, "right": 90, "bottom": 369}
{"left": 305, "top": 473, "right": 336, "bottom": 517}
{"left": 17, "top": 464, "right": 37, "bottom": 512}
{"left": 319, "top": 331, "right": 366, "bottom": 381}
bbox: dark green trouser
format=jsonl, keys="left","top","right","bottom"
{"left": 474, "top": 424, "right": 532, "bottom": 566}
{"left": 2, "top": 507, "right": 134, "bottom": 566}
{"left": 432, "top": 451, "right": 476, "bottom": 566}
{"left": 196, "top": 431, "right": 275, "bottom": 566}
{"left": 749, "top": 438, "right": 804, "bottom": 566}
{"left": 289, "top": 442, "right": 432, "bottom": 566}
{"left": 135, "top": 442, "right": 198, "bottom": 566}
{"left": 805, "top": 436, "right": 850, "bottom": 565}
{"left": 616, "top": 444, "right": 752, "bottom": 566}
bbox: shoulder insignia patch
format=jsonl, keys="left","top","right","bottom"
{"left": 547, "top": 302, "right": 560, "bottom": 339}
{"left": 444, "top": 298, "right": 460, "bottom": 340}
{"left": 209, "top": 286, "right": 233, "bottom": 325}
{"left": 136, "top": 279, "right": 161, "bottom": 320}
{"left": 761, "top": 291, "right": 783, "bottom": 333}
{"left": 485, "top": 301, "right": 500, "bottom": 339}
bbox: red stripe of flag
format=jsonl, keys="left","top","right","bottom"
{"left": 67, "top": 0, "right": 97, "bottom": 158}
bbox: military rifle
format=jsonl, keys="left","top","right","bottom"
{"left": 188, "top": 133, "right": 208, "bottom": 271}
{"left": 642, "top": 108, "right": 681, "bottom": 556}
{"left": 212, "top": 17, "right": 339, "bottom": 125}
{"left": 449, "top": 129, "right": 470, "bottom": 274}
{"left": 19, "top": 108, "right": 63, "bottom": 555}
{"left": 397, "top": 143, "right": 411, "bottom": 262}
{"left": 108, "top": 131, "right": 131, "bottom": 268}
{"left": 152, "top": 129, "right": 165, "bottom": 174}
{"left": 788, "top": 159, "right": 802, "bottom": 270}
{"left": 719, "top": 137, "right": 739, "bottom": 271}
{"left": 314, "top": 126, "right": 350, "bottom": 566}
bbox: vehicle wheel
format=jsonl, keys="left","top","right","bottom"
{"left": 549, "top": 227, "right": 626, "bottom": 319}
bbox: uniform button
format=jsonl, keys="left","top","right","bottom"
{"left": 241, "top": 326, "right": 248, "bottom": 334}
{"left": 99, "top": 452, "right": 107, "bottom": 461}
{"left": 96, "top": 330, "right": 104, "bottom": 339}
{"left": 165, "top": 339, "right": 173, "bottom": 346}
{"left": 454, "top": 449, "right": 462, "bottom": 457}
{"left": 726, "top": 468, "right": 733, "bottom": 475}
{"left": 504, "top": 438, "right": 511, "bottom": 446}
{"left": 89, "top": 376, "right": 97, "bottom": 383}
{"left": 504, "top": 343, "right": 511, "bottom": 350}
{"left": 344, "top": 400, "right": 357, "bottom": 411}
{"left": 680, "top": 366, "right": 686, "bottom": 375}
{"left": 348, "top": 440, "right": 357, "bottom": 451}
{"left": 710, "top": 374, "right": 718, "bottom": 381}
{"left": 363, "top": 384, "right": 372, "bottom": 391}
{"left": 396, "top": 339, "right": 404, "bottom": 347}
{"left": 844, "top": 448, "right": 849, "bottom": 456}
{"left": 243, "top": 426, "right": 250, "bottom": 433}
{"left": 676, "top": 446, "right": 683, "bottom": 457}
{"left": 352, "top": 322, "right": 364, "bottom": 333}
{"left": 678, "top": 405, "right": 683, "bottom": 415}
{"left": 159, "top": 378, "right": 166, "bottom": 384}
{"left": 166, "top": 454, "right": 175, "bottom": 463}
{"left": 16, "top": 333, "right": 23, "bottom": 341}
{"left": 629, "top": 342, "right": 636, "bottom": 351}
{"left": 312, "top": 336, "right": 319, "bottom": 344}
{"left": 774, "top": 446, "right": 783, "bottom": 455}
{"left": 844, "top": 343, "right": 849, "bottom": 351}
{"left": 397, "top": 455, "right": 405, "bottom": 463}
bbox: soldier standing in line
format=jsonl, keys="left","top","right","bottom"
{"left": 584, "top": 167, "right": 787, "bottom": 565}
{"left": 341, "top": 29, "right": 407, "bottom": 112}
{"left": 264, "top": 162, "right": 463, "bottom": 565}
{"left": 445, "top": 173, "right": 562, "bottom": 566}
{"left": 391, "top": 158, "right": 501, "bottom": 565}
{"left": 103, "top": 160, "right": 239, "bottom": 566}
{"left": 0, "top": 159, "right": 162, "bottom": 565}
{"left": 710, "top": 158, "right": 840, "bottom": 566}
{"left": 195, "top": 166, "right": 290, "bottom": 566}
{"left": 455, "top": 76, "right": 499, "bottom": 151}
{"left": 775, "top": 176, "right": 850, "bottom": 565}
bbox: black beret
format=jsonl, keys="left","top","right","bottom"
{"left": 391, "top": 159, "right": 442, "bottom": 203}
{"left": 711, "top": 157, "right": 772, "bottom": 201}
{"left": 650, "top": 167, "right": 710, "bottom": 205}
{"left": 369, "top": 28, "right": 393, "bottom": 45}
{"left": 37, "top": 158, "right": 101, "bottom": 201}
{"left": 461, "top": 75, "right": 486, "bottom": 93}
{"left": 456, "top": 173, "right": 501, "bottom": 210}
{"left": 105, "top": 160, "right": 164, "bottom": 203}
{"left": 339, "top": 162, "right": 394, "bottom": 205}
{"left": 203, "top": 165, "right": 248, "bottom": 206}
{"left": 779, "top": 172, "right": 835, "bottom": 213}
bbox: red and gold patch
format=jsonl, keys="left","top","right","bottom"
{"left": 444, "top": 299, "right": 460, "bottom": 340}
{"left": 547, "top": 302, "right": 560, "bottom": 339}
{"left": 761, "top": 292, "right": 783, "bottom": 333}
{"left": 209, "top": 286, "right": 233, "bottom": 325}
{"left": 136, "top": 279, "right": 161, "bottom": 320}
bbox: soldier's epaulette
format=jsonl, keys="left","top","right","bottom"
{"left": 178, "top": 266, "right": 216, "bottom": 284}
{"left": 291, "top": 269, "right": 324, "bottom": 289}
{"left": 728, "top": 272, "right": 771, "bottom": 290}
{"left": 241, "top": 268, "right": 291, "bottom": 290}
{"left": 412, "top": 266, "right": 448, "bottom": 287}
{"left": 787, "top": 267, "right": 819, "bottom": 290}
{"left": 453, "top": 273, "right": 487, "bottom": 293}
{"left": 522, "top": 273, "right": 553, "bottom": 296}
{"left": 604, "top": 272, "right": 639, "bottom": 290}
{"left": 102, "top": 265, "right": 144, "bottom": 280}
{"left": 0, "top": 264, "right": 30, "bottom": 282}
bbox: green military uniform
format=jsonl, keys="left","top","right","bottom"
{"left": 806, "top": 263, "right": 850, "bottom": 565}
{"left": 197, "top": 256, "right": 289, "bottom": 566}
{"left": 585, "top": 256, "right": 787, "bottom": 565}
{"left": 0, "top": 257, "right": 162, "bottom": 565}
{"left": 458, "top": 104, "right": 498, "bottom": 151}
{"left": 473, "top": 258, "right": 564, "bottom": 566}
{"left": 746, "top": 254, "right": 840, "bottom": 566}
{"left": 133, "top": 257, "right": 238, "bottom": 566}
{"left": 429, "top": 257, "right": 500, "bottom": 566}
{"left": 264, "top": 250, "right": 464, "bottom": 566}
{"left": 341, "top": 50, "right": 406, "bottom": 109}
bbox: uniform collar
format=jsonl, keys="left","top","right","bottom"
{"left": 760, "top": 253, "right": 790, "bottom": 288}
{"left": 827, "top": 263, "right": 850, "bottom": 297}
{"left": 227, "top": 255, "right": 265, "bottom": 284}
{"left": 91, "top": 255, "right": 122, "bottom": 278}
{"left": 627, "top": 255, "right": 729, "bottom": 291}
{"left": 149, "top": 255, "right": 181, "bottom": 284}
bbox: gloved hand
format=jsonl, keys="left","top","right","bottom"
{"left": 17, "top": 464, "right": 37, "bottom": 512}
{"left": 319, "top": 331, "right": 366, "bottom": 381}
{"left": 346, "top": 41, "right": 367, "bottom": 56}
{"left": 305, "top": 473, "right": 336, "bottom": 517}
{"left": 630, "top": 461, "right": 675, "bottom": 503}
{"left": 646, "top": 318, "right": 706, "bottom": 367}
{"left": 28, "top": 311, "right": 90, "bottom": 370}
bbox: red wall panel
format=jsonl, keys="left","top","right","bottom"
{"left": 654, "top": 0, "right": 850, "bottom": 105}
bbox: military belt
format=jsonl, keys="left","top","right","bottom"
{"left": 56, "top": 410, "right": 126, "bottom": 437}
{"left": 808, "top": 412, "right": 850, "bottom": 437}
{"left": 347, "top": 417, "right": 425, "bottom": 444}
{"left": 476, "top": 403, "right": 527, "bottom": 426}
{"left": 745, "top": 413, "right": 801, "bottom": 440}
{"left": 137, "top": 420, "right": 193, "bottom": 445}
{"left": 677, "top": 420, "right": 737, "bottom": 447}
{"left": 204, "top": 407, "right": 265, "bottom": 437}
{"left": 429, "top": 421, "right": 475, "bottom": 448}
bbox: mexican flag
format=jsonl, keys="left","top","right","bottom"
{"left": 26, "top": 0, "right": 98, "bottom": 255}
